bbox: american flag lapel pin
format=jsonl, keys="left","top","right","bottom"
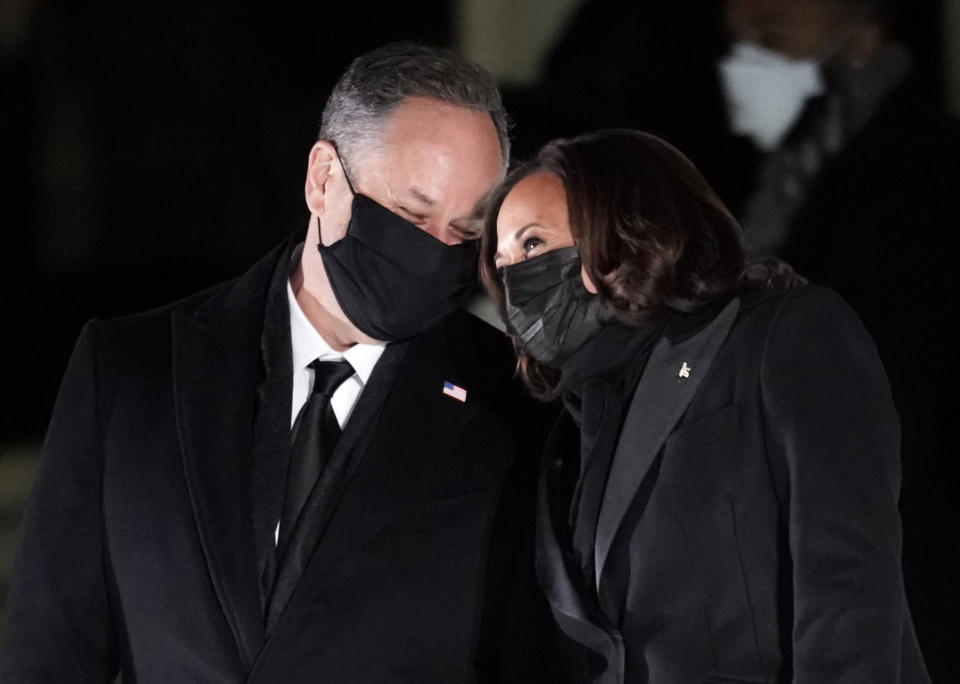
{"left": 442, "top": 381, "right": 467, "bottom": 402}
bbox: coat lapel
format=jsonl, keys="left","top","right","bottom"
{"left": 263, "top": 338, "right": 411, "bottom": 631}
{"left": 249, "top": 246, "right": 299, "bottom": 609}
{"left": 173, "top": 242, "right": 292, "bottom": 667}
{"left": 593, "top": 298, "right": 741, "bottom": 589}
{"left": 260, "top": 320, "right": 489, "bottom": 640}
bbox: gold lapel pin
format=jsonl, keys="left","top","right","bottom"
{"left": 678, "top": 362, "right": 691, "bottom": 380}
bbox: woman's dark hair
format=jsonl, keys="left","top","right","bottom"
{"left": 479, "top": 129, "right": 803, "bottom": 398}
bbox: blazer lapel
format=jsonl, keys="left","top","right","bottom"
{"left": 593, "top": 298, "right": 741, "bottom": 589}
{"left": 568, "top": 383, "right": 625, "bottom": 586}
{"left": 536, "top": 415, "right": 626, "bottom": 684}
{"left": 173, "top": 242, "right": 291, "bottom": 667}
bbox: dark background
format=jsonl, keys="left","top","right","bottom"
{"left": 2, "top": 0, "right": 957, "bottom": 679}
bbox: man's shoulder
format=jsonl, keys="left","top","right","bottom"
{"left": 114, "top": 277, "right": 240, "bottom": 322}
{"left": 89, "top": 275, "right": 241, "bottom": 347}
{"left": 94, "top": 239, "right": 289, "bottom": 345}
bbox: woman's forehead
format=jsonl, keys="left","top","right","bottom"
{"left": 496, "top": 173, "right": 568, "bottom": 236}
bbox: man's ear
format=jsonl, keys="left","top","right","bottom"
{"left": 304, "top": 140, "right": 338, "bottom": 214}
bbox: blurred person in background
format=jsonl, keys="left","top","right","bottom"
{"left": 483, "top": 128, "right": 929, "bottom": 684}
{"left": 719, "top": 0, "right": 950, "bottom": 254}
{"left": 0, "top": 42, "right": 561, "bottom": 683}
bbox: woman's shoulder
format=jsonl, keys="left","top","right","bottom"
{"left": 733, "top": 284, "right": 883, "bottom": 380}
{"left": 737, "top": 283, "right": 862, "bottom": 330}
{"left": 720, "top": 284, "right": 879, "bottom": 370}
{"left": 661, "top": 284, "right": 855, "bottom": 353}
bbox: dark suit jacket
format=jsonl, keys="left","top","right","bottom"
{"left": 537, "top": 286, "right": 929, "bottom": 683}
{"left": 0, "top": 240, "right": 561, "bottom": 682}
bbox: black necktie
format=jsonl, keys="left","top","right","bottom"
{"left": 277, "top": 359, "right": 354, "bottom": 560}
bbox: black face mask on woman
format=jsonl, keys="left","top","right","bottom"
{"left": 501, "top": 246, "right": 607, "bottom": 368}
{"left": 317, "top": 162, "right": 479, "bottom": 342}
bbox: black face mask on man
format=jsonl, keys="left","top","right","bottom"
{"left": 317, "top": 158, "right": 479, "bottom": 342}
{"left": 501, "top": 246, "right": 607, "bottom": 368}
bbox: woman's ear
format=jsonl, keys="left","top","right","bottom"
{"left": 304, "top": 140, "right": 338, "bottom": 214}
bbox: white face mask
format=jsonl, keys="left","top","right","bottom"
{"left": 717, "top": 41, "right": 825, "bottom": 151}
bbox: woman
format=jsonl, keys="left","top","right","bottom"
{"left": 480, "top": 130, "right": 928, "bottom": 683}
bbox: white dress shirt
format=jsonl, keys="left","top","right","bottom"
{"left": 287, "top": 281, "right": 386, "bottom": 428}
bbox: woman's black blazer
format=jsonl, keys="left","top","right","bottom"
{"left": 536, "top": 285, "right": 929, "bottom": 684}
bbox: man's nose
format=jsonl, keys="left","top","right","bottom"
{"left": 420, "top": 221, "right": 459, "bottom": 246}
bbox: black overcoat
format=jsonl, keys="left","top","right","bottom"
{"left": 0, "top": 240, "right": 560, "bottom": 683}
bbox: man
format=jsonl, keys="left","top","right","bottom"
{"left": 0, "top": 43, "right": 560, "bottom": 682}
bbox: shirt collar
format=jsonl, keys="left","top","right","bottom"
{"left": 287, "top": 280, "right": 386, "bottom": 385}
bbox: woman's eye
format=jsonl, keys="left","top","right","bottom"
{"left": 522, "top": 237, "right": 543, "bottom": 254}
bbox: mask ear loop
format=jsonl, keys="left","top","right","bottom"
{"left": 329, "top": 141, "right": 357, "bottom": 196}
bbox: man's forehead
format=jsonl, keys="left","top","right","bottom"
{"left": 725, "top": 0, "right": 844, "bottom": 58}
{"left": 361, "top": 101, "right": 501, "bottom": 206}
{"left": 381, "top": 97, "right": 500, "bottom": 153}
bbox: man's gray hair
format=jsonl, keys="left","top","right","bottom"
{"left": 319, "top": 42, "right": 510, "bottom": 172}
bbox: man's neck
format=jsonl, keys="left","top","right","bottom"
{"left": 289, "top": 266, "right": 358, "bottom": 353}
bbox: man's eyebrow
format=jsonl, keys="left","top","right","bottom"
{"left": 407, "top": 188, "right": 437, "bottom": 207}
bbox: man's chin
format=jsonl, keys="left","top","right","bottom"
{"left": 326, "top": 314, "right": 387, "bottom": 349}
{"left": 350, "top": 326, "right": 387, "bottom": 347}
